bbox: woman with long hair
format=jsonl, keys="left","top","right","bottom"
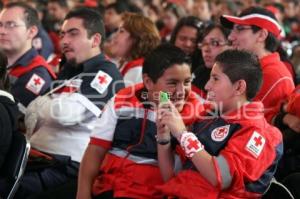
{"left": 108, "top": 12, "right": 161, "bottom": 86}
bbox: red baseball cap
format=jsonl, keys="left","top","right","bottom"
{"left": 220, "top": 7, "right": 282, "bottom": 37}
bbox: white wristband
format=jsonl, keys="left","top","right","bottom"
{"left": 180, "top": 132, "right": 204, "bottom": 158}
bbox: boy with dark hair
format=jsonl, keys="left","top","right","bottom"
{"left": 0, "top": 7, "right": 124, "bottom": 198}
{"left": 156, "top": 49, "right": 283, "bottom": 198}
{"left": 220, "top": 6, "right": 295, "bottom": 122}
{"left": 77, "top": 43, "right": 203, "bottom": 199}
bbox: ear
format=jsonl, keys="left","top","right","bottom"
{"left": 91, "top": 33, "right": 102, "bottom": 48}
{"left": 28, "top": 25, "right": 38, "bottom": 39}
{"left": 233, "top": 79, "right": 247, "bottom": 96}
{"left": 256, "top": 28, "right": 268, "bottom": 42}
{"left": 143, "top": 73, "right": 154, "bottom": 91}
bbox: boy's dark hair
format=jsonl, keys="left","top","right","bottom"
{"left": 215, "top": 49, "right": 262, "bottom": 100}
{"left": 0, "top": 50, "right": 9, "bottom": 91}
{"left": 143, "top": 44, "right": 191, "bottom": 83}
{"left": 239, "top": 7, "right": 280, "bottom": 52}
{"left": 64, "top": 7, "right": 105, "bottom": 46}
{"left": 6, "top": 2, "right": 39, "bottom": 28}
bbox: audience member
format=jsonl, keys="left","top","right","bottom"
{"left": 0, "top": 7, "right": 124, "bottom": 198}
{"left": 156, "top": 49, "right": 283, "bottom": 198}
{"left": 109, "top": 12, "right": 160, "bottom": 86}
{"left": 77, "top": 44, "right": 203, "bottom": 199}
{"left": 220, "top": 6, "right": 295, "bottom": 122}
{"left": 0, "top": 2, "right": 56, "bottom": 107}
{"left": 193, "top": 22, "right": 231, "bottom": 98}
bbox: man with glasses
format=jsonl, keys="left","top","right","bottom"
{"left": 0, "top": 7, "right": 124, "bottom": 199}
{"left": 220, "top": 6, "right": 295, "bottom": 123}
{"left": 0, "top": 2, "right": 56, "bottom": 108}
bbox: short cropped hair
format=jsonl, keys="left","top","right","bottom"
{"left": 215, "top": 49, "right": 262, "bottom": 100}
{"left": 5, "top": 2, "right": 39, "bottom": 28}
{"left": 143, "top": 44, "right": 191, "bottom": 83}
{"left": 64, "top": 7, "right": 105, "bottom": 46}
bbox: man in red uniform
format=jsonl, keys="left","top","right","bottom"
{"left": 77, "top": 44, "right": 204, "bottom": 199}
{"left": 156, "top": 49, "right": 283, "bottom": 198}
{"left": 220, "top": 6, "right": 295, "bottom": 122}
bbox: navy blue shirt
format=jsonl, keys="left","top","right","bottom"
{"left": 57, "top": 53, "right": 125, "bottom": 109}
{"left": 8, "top": 48, "right": 55, "bottom": 107}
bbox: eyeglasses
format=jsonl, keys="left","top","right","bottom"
{"left": 198, "top": 40, "right": 228, "bottom": 48}
{"left": 231, "top": 25, "right": 253, "bottom": 33}
{"left": 0, "top": 21, "right": 26, "bottom": 30}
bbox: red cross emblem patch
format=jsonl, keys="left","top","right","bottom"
{"left": 211, "top": 125, "right": 230, "bottom": 142}
{"left": 25, "top": 73, "right": 45, "bottom": 95}
{"left": 246, "top": 131, "right": 265, "bottom": 158}
{"left": 90, "top": 70, "right": 112, "bottom": 94}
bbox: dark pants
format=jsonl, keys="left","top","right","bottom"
{"left": 275, "top": 128, "right": 300, "bottom": 180}
{"left": 282, "top": 172, "right": 300, "bottom": 199}
{"left": 0, "top": 153, "right": 79, "bottom": 199}
{"left": 27, "top": 180, "right": 78, "bottom": 199}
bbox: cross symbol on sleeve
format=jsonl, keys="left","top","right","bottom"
{"left": 98, "top": 75, "right": 107, "bottom": 84}
{"left": 187, "top": 138, "right": 200, "bottom": 150}
{"left": 254, "top": 136, "right": 263, "bottom": 147}
{"left": 34, "top": 78, "right": 41, "bottom": 85}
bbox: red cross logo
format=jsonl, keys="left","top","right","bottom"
{"left": 187, "top": 138, "right": 199, "bottom": 150}
{"left": 254, "top": 136, "right": 263, "bottom": 147}
{"left": 215, "top": 127, "right": 227, "bottom": 137}
{"left": 34, "top": 78, "right": 41, "bottom": 85}
{"left": 98, "top": 75, "right": 107, "bottom": 84}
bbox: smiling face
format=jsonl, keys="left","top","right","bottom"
{"left": 174, "top": 26, "right": 198, "bottom": 55}
{"left": 145, "top": 63, "right": 192, "bottom": 112}
{"left": 205, "top": 62, "right": 238, "bottom": 113}
{"left": 60, "top": 17, "right": 100, "bottom": 64}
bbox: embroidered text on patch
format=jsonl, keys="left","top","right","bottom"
{"left": 25, "top": 73, "right": 45, "bottom": 95}
{"left": 90, "top": 70, "right": 112, "bottom": 94}
{"left": 245, "top": 131, "right": 265, "bottom": 158}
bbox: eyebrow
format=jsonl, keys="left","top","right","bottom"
{"left": 166, "top": 77, "right": 192, "bottom": 82}
{"left": 0, "top": 20, "right": 17, "bottom": 23}
{"left": 60, "top": 28, "right": 79, "bottom": 34}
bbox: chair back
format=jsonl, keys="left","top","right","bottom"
{"left": 0, "top": 132, "right": 30, "bottom": 199}
{"left": 262, "top": 178, "right": 295, "bottom": 199}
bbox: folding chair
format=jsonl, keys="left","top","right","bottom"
{"left": 0, "top": 132, "right": 30, "bottom": 199}
{"left": 262, "top": 177, "right": 295, "bottom": 199}
{"left": 282, "top": 172, "right": 300, "bottom": 199}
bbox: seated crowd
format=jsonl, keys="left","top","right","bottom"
{"left": 0, "top": 0, "right": 300, "bottom": 199}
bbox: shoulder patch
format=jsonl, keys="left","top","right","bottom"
{"left": 90, "top": 70, "right": 112, "bottom": 94}
{"left": 25, "top": 73, "right": 45, "bottom": 95}
{"left": 211, "top": 125, "right": 230, "bottom": 142}
{"left": 245, "top": 131, "right": 265, "bottom": 158}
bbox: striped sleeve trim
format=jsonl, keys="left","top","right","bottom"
{"left": 215, "top": 155, "right": 232, "bottom": 190}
